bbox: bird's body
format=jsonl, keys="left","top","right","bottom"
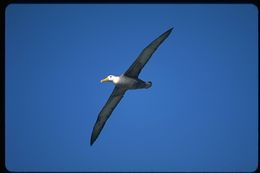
{"left": 116, "top": 75, "right": 152, "bottom": 89}
{"left": 90, "top": 28, "right": 173, "bottom": 145}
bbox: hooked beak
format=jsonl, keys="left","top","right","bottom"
{"left": 100, "top": 77, "right": 109, "bottom": 83}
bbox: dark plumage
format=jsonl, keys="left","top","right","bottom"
{"left": 90, "top": 28, "right": 173, "bottom": 145}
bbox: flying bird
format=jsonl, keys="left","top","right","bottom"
{"left": 90, "top": 28, "right": 173, "bottom": 145}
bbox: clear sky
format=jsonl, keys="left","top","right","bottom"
{"left": 5, "top": 4, "right": 258, "bottom": 172}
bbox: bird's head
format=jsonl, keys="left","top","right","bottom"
{"left": 100, "top": 75, "right": 119, "bottom": 84}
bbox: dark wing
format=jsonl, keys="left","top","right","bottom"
{"left": 124, "top": 28, "right": 173, "bottom": 78}
{"left": 90, "top": 86, "right": 127, "bottom": 145}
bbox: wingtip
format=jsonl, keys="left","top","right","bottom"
{"left": 90, "top": 134, "right": 95, "bottom": 146}
{"left": 90, "top": 139, "right": 94, "bottom": 146}
{"left": 163, "top": 27, "right": 173, "bottom": 36}
{"left": 168, "top": 27, "right": 174, "bottom": 32}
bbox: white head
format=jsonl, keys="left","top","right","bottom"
{"left": 100, "top": 75, "right": 120, "bottom": 84}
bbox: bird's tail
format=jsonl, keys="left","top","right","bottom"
{"left": 145, "top": 81, "right": 152, "bottom": 88}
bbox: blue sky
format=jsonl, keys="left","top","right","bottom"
{"left": 5, "top": 4, "right": 258, "bottom": 172}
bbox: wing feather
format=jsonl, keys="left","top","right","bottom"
{"left": 90, "top": 86, "right": 126, "bottom": 145}
{"left": 124, "top": 28, "right": 173, "bottom": 78}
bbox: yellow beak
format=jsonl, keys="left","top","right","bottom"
{"left": 100, "top": 77, "right": 110, "bottom": 83}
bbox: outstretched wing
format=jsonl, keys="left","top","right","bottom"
{"left": 90, "top": 86, "right": 127, "bottom": 145}
{"left": 124, "top": 28, "right": 173, "bottom": 78}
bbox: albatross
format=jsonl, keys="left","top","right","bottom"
{"left": 90, "top": 28, "right": 173, "bottom": 145}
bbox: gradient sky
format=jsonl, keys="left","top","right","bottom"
{"left": 5, "top": 4, "right": 258, "bottom": 172}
